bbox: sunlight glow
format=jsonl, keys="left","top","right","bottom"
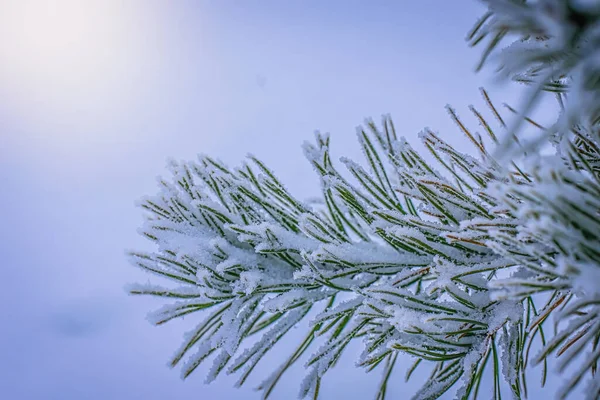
{"left": 0, "top": 1, "right": 158, "bottom": 143}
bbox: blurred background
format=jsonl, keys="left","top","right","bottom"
{"left": 0, "top": 1, "right": 557, "bottom": 399}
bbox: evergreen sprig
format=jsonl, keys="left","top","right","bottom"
{"left": 129, "top": 1, "right": 600, "bottom": 399}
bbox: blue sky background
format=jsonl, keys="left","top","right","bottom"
{"left": 0, "top": 1, "right": 567, "bottom": 399}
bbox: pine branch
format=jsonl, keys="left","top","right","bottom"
{"left": 128, "top": 1, "right": 600, "bottom": 398}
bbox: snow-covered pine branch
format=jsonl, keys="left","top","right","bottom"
{"left": 468, "top": 1, "right": 600, "bottom": 398}
{"left": 128, "top": 1, "right": 600, "bottom": 399}
{"left": 469, "top": 0, "right": 600, "bottom": 160}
